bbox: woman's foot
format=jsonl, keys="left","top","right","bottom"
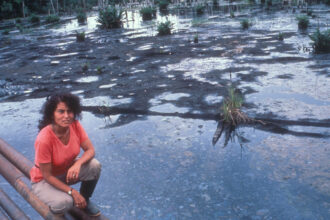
{"left": 85, "top": 201, "right": 101, "bottom": 217}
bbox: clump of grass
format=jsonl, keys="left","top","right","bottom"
{"left": 2, "top": 29, "right": 10, "bottom": 35}
{"left": 194, "top": 34, "right": 198, "bottom": 43}
{"left": 157, "top": 21, "right": 173, "bottom": 36}
{"left": 221, "top": 86, "right": 245, "bottom": 125}
{"left": 15, "top": 18, "right": 22, "bottom": 24}
{"left": 212, "top": 83, "right": 265, "bottom": 147}
{"left": 30, "top": 14, "right": 40, "bottom": 24}
{"left": 46, "top": 15, "right": 60, "bottom": 24}
{"left": 77, "top": 11, "right": 87, "bottom": 24}
{"left": 195, "top": 4, "right": 205, "bottom": 15}
{"left": 296, "top": 15, "right": 309, "bottom": 29}
{"left": 98, "top": 6, "right": 123, "bottom": 29}
{"left": 140, "top": 6, "right": 156, "bottom": 21}
{"left": 230, "top": 11, "right": 235, "bottom": 18}
{"left": 240, "top": 19, "right": 251, "bottom": 29}
{"left": 76, "top": 31, "right": 85, "bottom": 42}
{"left": 309, "top": 29, "right": 330, "bottom": 53}
{"left": 30, "top": 16, "right": 40, "bottom": 24}
{"left": 278, "top": 32, "right": 284, "bottom": 41}
{"left": 82, "top": 63, "right": 89, "bottom": 72}
{"left": 97, "top": 66, "right": 104, "bottom": 74}
{"left": 16, "top": 24, "right": 24, "bottom": 33}
{"left": 158, "top": 0, "right": 170, "bottom": 11}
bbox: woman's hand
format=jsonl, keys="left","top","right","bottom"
{"left": 66, "top": 162, "right": 82, "bottom": 183}
{"left": 72, "top": 189, "right": 87, "bottom": 209}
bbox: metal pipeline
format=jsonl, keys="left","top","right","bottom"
{"left": 0, "top": 138, "right": 33, "bottom": 178}
{"left": 0, "top": 208, "right": 10, "bottom": 220}
{"left": 0, "top": 188, "right": 30, "bottom": 220}
{"left": 0, "top": 154, "right": 64, "bottom": 220}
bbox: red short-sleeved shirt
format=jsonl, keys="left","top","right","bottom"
{"left": 30, "top": 120, "right": 88, "bottom": 183}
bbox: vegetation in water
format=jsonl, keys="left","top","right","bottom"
{"left": 29, "top": 14, "right": 40, "bottom": 24}
{"left": 240, "top": 19, "right": 251, "bottom": 29}
{"left": 278, "top": 32, "right": 284, "bottom": 41}
{"left": 2, "top": 29, "right": 10, "bottom": 35}
{"left": 77, "top": 10, "right": 87, "bottom": 24}
{"left": 194, "top": 34, "right": 198, "bottom": 43}
{"left": 296, "top": 15, "right": 309, "bottom": 29}
{"left": 230, "top": 11, "right": 235, "bottom": 18}
{"left": 98, "top": 6, "right": 123, "bottom": 29}
{"left": 212, "top": 75, "right": 265, "bottom": 147}
{"left": 76, "top": 31, "right": 85, "bottom": 42}
{"left": 140, "top": 6, "right": 156, "bottom": 21}
{"left": 157, "top": 21, "right": 173, "bottom": 36}
{"left": 158, "top": 0, "right": 170, "bottom": 11}
{"left": 195, "top": 4, "right": 205, "bottom": 15}
{"left": 82, "top": 63, "right": 89, "bottom": 72}
{"left": 310, "top": 29, "right": 330, "bottom": 53}
{"left": 45, "top": 15, "right": 60, "bottom": 24}
{"left": 0, "top": 0, "right": 98, "bottom": 20}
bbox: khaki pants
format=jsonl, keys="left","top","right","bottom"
{"left": 31, "top": 158, "right": 101, "bottom": 214}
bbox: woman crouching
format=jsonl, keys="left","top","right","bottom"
{"left": 30, "top": 93, "right": 101, "bottom": 216}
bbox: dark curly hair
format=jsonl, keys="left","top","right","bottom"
{"left": 38, "top": 93, "right": 82, "bottom": 131}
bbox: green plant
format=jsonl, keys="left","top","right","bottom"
{"left": 77, "top": 11, "right": 87, "bottom": 24}
{"left": 248, "top": 0, "right": 256, "bottom": 4}
{"left": 140, "top": 6, "right": 156, "bottom": 21}
{"left": 158, "top": 0, "right": 170, "bottom": 10}
{"left": 240, "top": 19, "right": 251, "bottom": 29}
{"left": 98, "top": 6, "right": 123, "bottom": 29}
{"left": 278, "top": 32, "right": 284, "bottom": 41}
{"left": 195, "top": 4, "right": 205, "bottom": 15}
{"left": 16, "top": 24, "right": 24, "bottom": 33}
{"left": 45, "top": 14, "right": 60, "bottom": 23}
{"left": 296, "top": 15, "right": 309, "bottom": 29}
{"left": 30, "top": 14, "right": 40, "bottom": 24}
{"left": 221, "top": 86, "right": 244, "bottom": 125}
{"left": 194, "top": 34, "right": 198, "bottom": 43}
{"left": 76, "top": 31, "right": 85, "bottom": 42}
{"left": 157, "top": 21, "right": 173, "bottom": 36}
{"left": 82, "top": 63, "right": 89, "bottom": 72}
{"left": 230, "top": 11, "right": 235, "bottom": 18}
{"left": 15, "top": 18, "right": 22, "bottom": 23}
{"left": 97, "top": 66, "right": 103, "bottom": 74}
{"left": 2, "top": 29, "right": 10, "bottom": 35}
{"left": 309, "top": 29, "right": 330, "bottom": 53}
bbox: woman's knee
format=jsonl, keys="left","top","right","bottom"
{"left": 90, "top": 158, "right": 102, "bottom": 178}
{"left": 49, "top": 196, "right": 73, "bottom": 214}
{"left": 80, "top": 158, "right": 102, "bottom": 180}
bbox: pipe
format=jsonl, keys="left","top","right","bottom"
{"left": 0, "top": 188, "right": 30, "bottom": 220}
{"left": 0, "top": 154, "right": 64, "bottom": 220}
{"left": 0, "top": 138, "right": 33, "bottom": 178}
{"left": 0, "top": 208, "right": 10, "bottom": 220}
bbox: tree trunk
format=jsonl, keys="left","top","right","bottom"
{"left": 22, "top": 0, "right": 25, "bottom": 18}
{"left": 50, "top": 0, "right": 56, "bottom": 14}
